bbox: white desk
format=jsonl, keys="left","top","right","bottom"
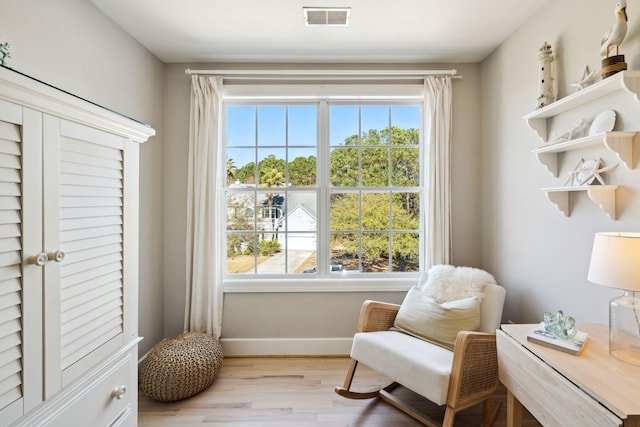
{"left": 497, "top": 323, "right": 640, "bottom": 427}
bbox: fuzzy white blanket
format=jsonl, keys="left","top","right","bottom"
{"left": 418, "top": 264, "right": 496, "bottom": 303}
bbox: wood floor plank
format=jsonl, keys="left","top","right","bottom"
{"left": 138, "top": 356, "right": 541, "bottom": 426}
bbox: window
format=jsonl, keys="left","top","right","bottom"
{"left": 224, "top": 101, "right": 421, "bottom": 278}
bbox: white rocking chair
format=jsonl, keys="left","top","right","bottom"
{"left": 335, "top": 282, "right": 506, "bottom": 427}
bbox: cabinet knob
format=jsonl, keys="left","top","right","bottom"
{"left": 48, "top": 250, "right": 65, "bottom": 263}
{"left": 28, "top": 253, "right": 48, "bottom": 266}
{"left": 112, "top": 385, "right": 127, "bottom": 400}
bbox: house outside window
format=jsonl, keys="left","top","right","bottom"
{"left": 224, "top": 100, "right": 422, "bottom": 281}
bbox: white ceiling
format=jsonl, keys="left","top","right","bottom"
{"left": 89, "top": 0, "right": 550, "bottom": 64}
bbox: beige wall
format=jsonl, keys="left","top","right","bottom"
{"left": 162, "top": 63, "right": 483, "bottom": 351}
{"left": 480, "top": 0, "right": 640, "bottom": 325}
{"left": 0, "top": 0, "right": 166, "bottom": 356}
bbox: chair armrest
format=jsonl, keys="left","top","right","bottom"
{"left": 447, "top": 331, "right": 499, "bottom": 411}
{"left": 356, "top": 300, "right": 400, "bottom": 333}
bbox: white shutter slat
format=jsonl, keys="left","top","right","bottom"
{"left": 0, "top": 122, "right": 21, "bottom": 143}
{"left": 0, "top": 224, "right": 20, "bottom": 240}
{"left": 60, "top": 196, "right": 122, "bottom": 208}
{"left": 59, "top": 134, "right": 124, "bottom": 370}
{"left": 0, "top": 277, "right": 20, "bottom": 298}
{"left": 0, "top": 167, "right": 20, "bottom": 183}
{"left": 0, "top": 197, "right": 20, "bottom": 211}
{"left": 60, "top": 174, "right": 122, "bottom": 189}
{"left": 0, "top": 266, "right": 21, "bottom": 286}
{"left": 61, "top": 161, "right": 122, "bottom": 180}
{"left": 61, "top": 150, "right": 122, "bottom": 170}
{"left": 60, "top": 185, "right": 122, "bottom": 198}
{"left": 60, "top": 215, "right": 122, "bottom": 232}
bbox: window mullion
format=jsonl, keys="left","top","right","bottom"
{"left": 317, "top": 101, "right": 329, "bottom": 276}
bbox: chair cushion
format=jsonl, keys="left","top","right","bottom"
{"left": 393, "top": 286, "right": 480, "bottom": 350}
{"left": 351, "top": 330, "right": 454, "bottom": 405}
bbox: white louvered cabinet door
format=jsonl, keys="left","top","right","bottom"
{"left": 0, "top": 101, "right": 44, "bottom": 424}
{"left": 42, "top": 116, "right": 136, "bottom": 398}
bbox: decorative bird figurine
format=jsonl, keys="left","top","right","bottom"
{"left": 600, "top": 0, "right": 628, "bottom": 57}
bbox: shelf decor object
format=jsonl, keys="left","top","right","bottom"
{"left": 588, "top": 232, "right": 640, "bottom": 366}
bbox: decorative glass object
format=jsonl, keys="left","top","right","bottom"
{"left": 609, "top": 291, "right": 640, "bottom": 366}
{"left": 543, "top": 310, "right": 577, "bottom": 340}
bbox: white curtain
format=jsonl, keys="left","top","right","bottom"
{"left": 184, "top": 75, "right": 224, "bottom": 338}
{"left": 423, "top": 76, "right": 453, "bottom": 268}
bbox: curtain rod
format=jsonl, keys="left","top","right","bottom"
{"left": 184, "top": 68, "right": 461, "bottom": 80}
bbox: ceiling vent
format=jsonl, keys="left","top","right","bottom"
{"left": 303, "top": 7, "right": 351, "bottom": 26}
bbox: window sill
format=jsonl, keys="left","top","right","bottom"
{"left": 223, "top": 275, "right": 419, "bottom": 293}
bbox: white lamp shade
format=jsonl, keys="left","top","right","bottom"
{"left": 588, "top": 232, "right": 640, "bottom": 291}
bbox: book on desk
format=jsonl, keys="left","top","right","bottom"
{"left": 526, "top": 323, "right": 589, "bottom": 355}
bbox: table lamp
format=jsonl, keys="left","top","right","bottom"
{"left": 587, "top": 232, "right": 640, "bottom": 366}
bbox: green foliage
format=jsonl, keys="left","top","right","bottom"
{"left": 259, "top": 238, "right": 281, "bottom": 256}
{"left": 288, "top": 155, "right": 317, "bottom": 186}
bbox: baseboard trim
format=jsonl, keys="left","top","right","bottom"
{"left": 220, "top": 337, "right": 353, "bottom": 356}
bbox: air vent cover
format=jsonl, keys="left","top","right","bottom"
{"left": 303, "top": 7, "right": 351, "bottom": 26}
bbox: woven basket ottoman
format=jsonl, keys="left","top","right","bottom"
{"left": 140, "top": 332, "right": 223, "bottom": 401}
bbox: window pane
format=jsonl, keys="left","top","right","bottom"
{"left": 392, "top": 232, "right": 419, "bottom": 272}
{"left": 287, "top": 235, "right": 317, "bottom": 273}
{"left": 227, "top": 233, "right": 257, "bottom": 274}
{"left": 256, "top": 236, "right": 284, "bottom": 274}
{"left": 226, "top": 193, "right": 256, "bottom": 231}
{"left": 288, "top": 148, "right": 317, "bottom": 186}
{"left": 289, "top": 105, "right": 317, "bottom": 146}
{"left": 226, "top": 106, "right": 255, "bottom": 147}
{"left": 391, "top": 147, "right": 419, "bottom": 186}
{"left": 391, "top": 105, "right": 420, "bottom": 133}
{"left": 361, "top": 148, "right": 388, "bottom": 187}
{"left": 330, "top": 192, "right": 359, "bottom": 231}
{"left": 258, "top": 150, "right": 286, "bottom": 187}
{"left": 258, "top": 106, "right": 286, "bottom": 146}
{"left": 286, "top": 191, "right": 317, "bottom": 231}
{"left": 330, "top": 232, "right": 359, "bottom": 272}
{"left": 330, "top": 105, "right": 359, "bottom": 146}
{"left": 362, "top": 193, "right": 389, "bottom": 231}
{"left": 362, "top": 106, "right": 389, "bottom": 145}
{"left": 362, "top": 233, "right": 390, "bottom": 272}
{"left": 391, "top": 192, "right": 419, "bottom": 230}
{"left": 329, "top": 147, "right": 359, "bottom": 187}
{"left": 227, "top": 148, "right": 255, "bottom": 185}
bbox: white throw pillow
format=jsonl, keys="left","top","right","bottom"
{"left": 393, "top": 286, "right": 480, "bottom": 350}
{"left": 420, "top": 264, "right": 496, "bottom": 303}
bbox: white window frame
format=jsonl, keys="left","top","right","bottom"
{"left": 222, "top": 84, "right": 425, "bottom": 292}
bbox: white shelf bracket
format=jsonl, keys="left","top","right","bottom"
{"left": 545, "top": 191, "right": 569, "bottom": 217}
{"left": 535, "top": 152, "right": 558, "bottom": 177}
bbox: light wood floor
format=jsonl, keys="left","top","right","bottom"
{"left": 138, "top": 357, "right": 541, "bottom": 426}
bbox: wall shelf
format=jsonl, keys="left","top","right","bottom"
{"left": 532, "top": 131, "right": 638, "bottom": 176}
{"left": 523, "top": 70, "right": 640, "bottom": 142}
{"left": 541, "top": 185, "right": 619, "bottom": 220}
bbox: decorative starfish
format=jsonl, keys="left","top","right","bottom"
{"left": 570, "top": 66, "right": 596, "bottom": 92}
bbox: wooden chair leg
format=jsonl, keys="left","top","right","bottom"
{"left": 334, "top": 359, "right": 381, "bottom": 399}
{"left": 442, "top": 406, "right": 456, "bottom": 427}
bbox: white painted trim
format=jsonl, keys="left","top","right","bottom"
{"left": 224, "top": 277, "right": 416, "bottom": 293}
{"left": 220, "top": 337, "right": 353, "bottom": 356}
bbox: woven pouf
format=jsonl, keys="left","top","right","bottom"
{"left": 140, "top": 332, "right": 223, "bottom": 401}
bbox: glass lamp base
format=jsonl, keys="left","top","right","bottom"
{"left": 609, "top": 291, "right": 640, "bottom": 367}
